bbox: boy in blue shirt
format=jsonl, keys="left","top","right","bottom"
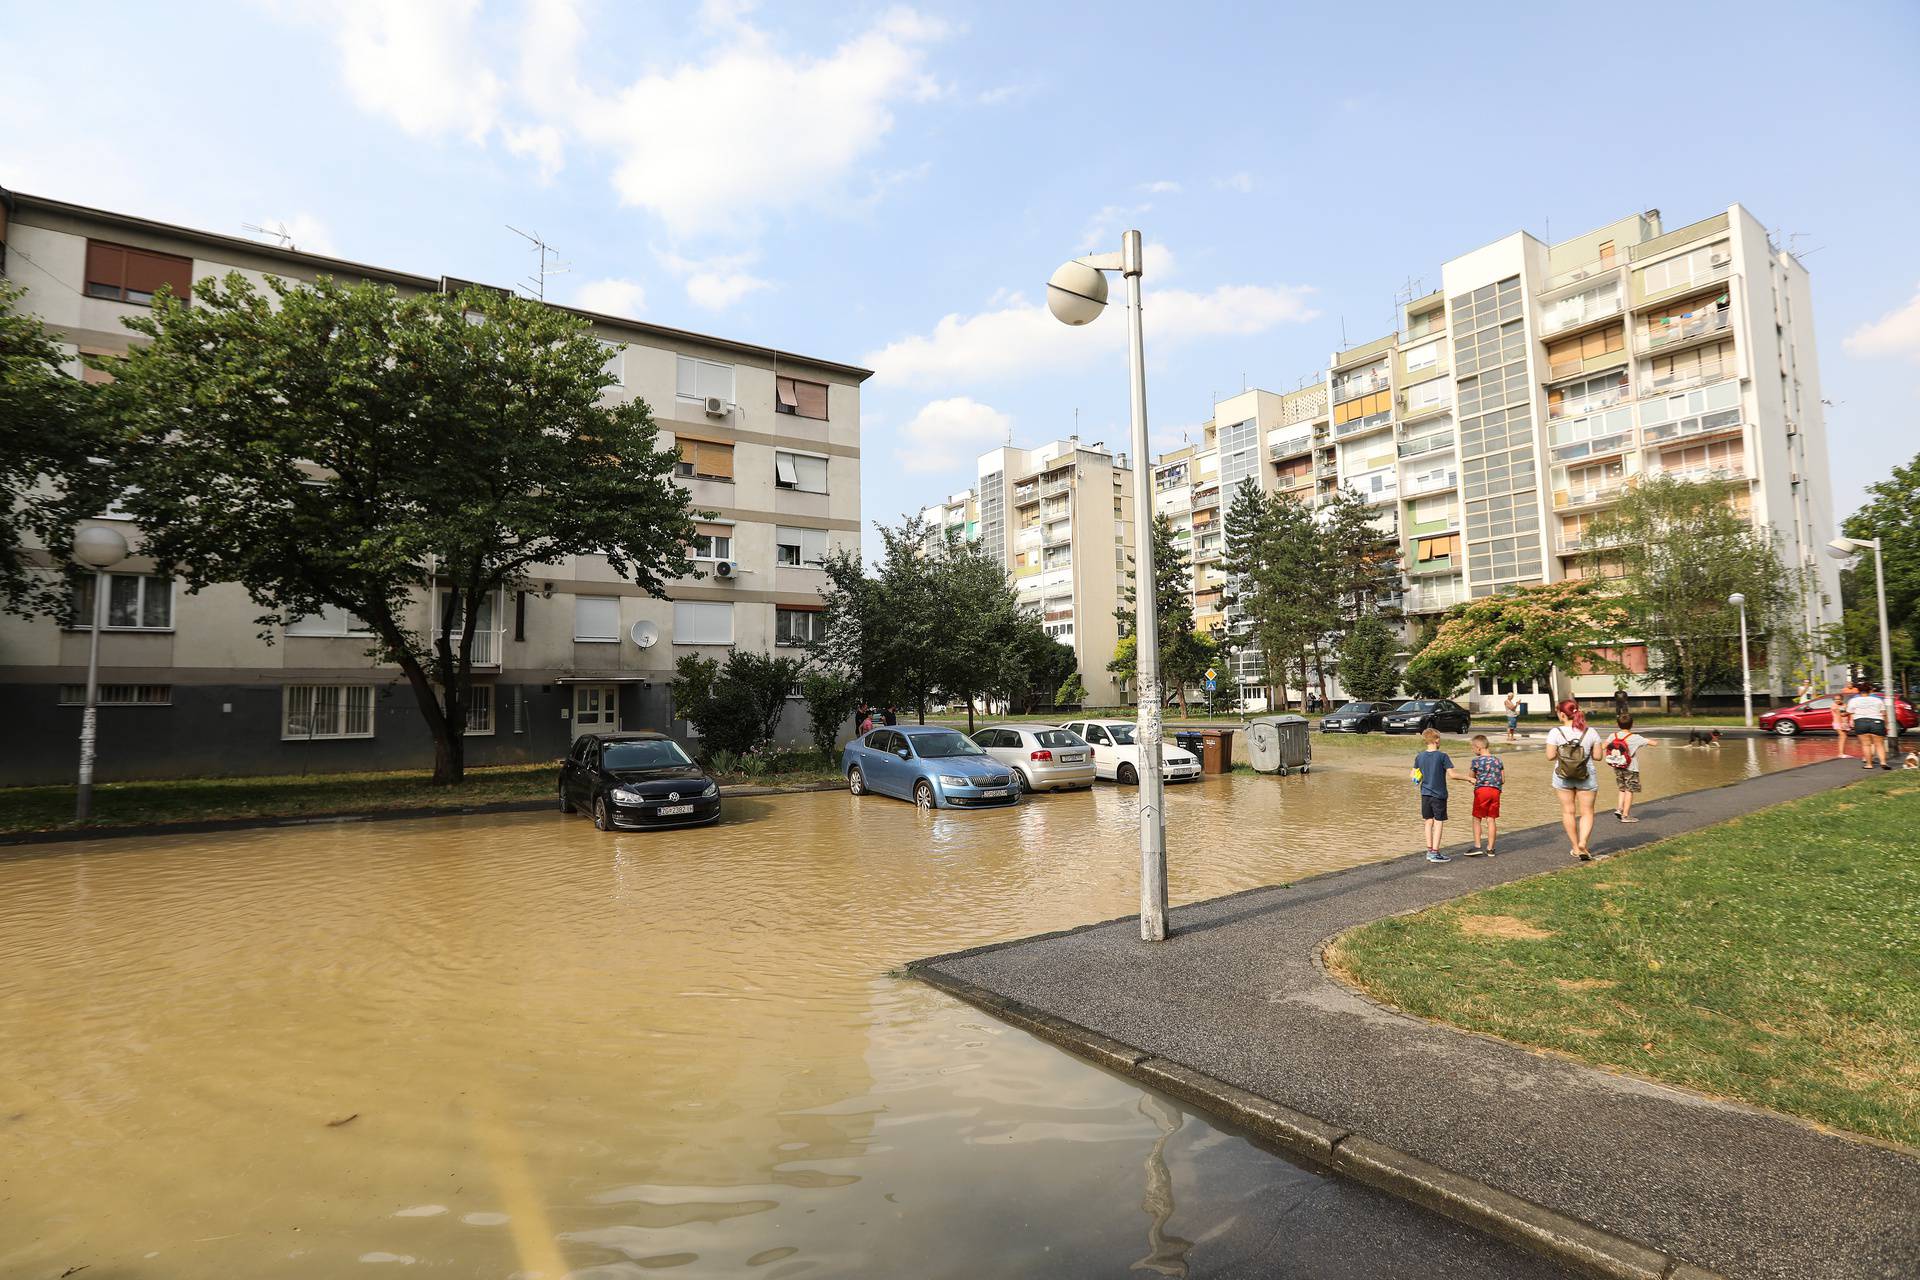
{"left": 1412, "top": 727, "right": 1467, "bottom": 863}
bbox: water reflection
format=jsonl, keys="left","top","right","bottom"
{"left": 0, "top": 736, "right": 1819, "bottom": 1276}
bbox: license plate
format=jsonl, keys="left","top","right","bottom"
{"left": 1061, "top": 753, "right": 1086, "bottom": 763}
{"left": 657, "top": 804, "right": 695, "bottom": 816}
{"left": 981, "top": 789, "right": 1010, "bottom": 799}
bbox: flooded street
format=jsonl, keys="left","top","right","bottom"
{"left": 0, "top": 735, "right": 1823, "bottom": 1277}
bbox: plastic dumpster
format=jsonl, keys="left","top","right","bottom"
{"left": 1196, "top": 728, "right": 1235, "bottom": 774}
{"left": 1173, "top": 730, "right": 1206, "bottom": 759}
{"left": 1247, "top": 715, "right": 1312, "bottom": 775}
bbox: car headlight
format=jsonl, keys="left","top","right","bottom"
{"left": 937, "top": 774, "right": 971, "bottom": 787}
{"left": 701, "top": 782, "right": 719, "bottom": 798}
{"left": 609, "top": 787, "right": 644, "bottom": 804}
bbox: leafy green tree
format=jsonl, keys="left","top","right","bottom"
{"left": 670, "top": 652, "right": 802, "bottom": 756}
{"left": 934, "top": 535, "right": 1024, "bottom": 730}
{"left": 1840, "top": 451, "right": 1920, "bottom": 695}
{"left": 1111, "top": 513, "right": 1212, "bottom": 712}
{"left": 1588, "top": 477, "right": 1795, "bottom": 714}
{"left": 995, "top": 614, "right": 1078, "bottom": 713}
{"left": 1412, "top": 580, "right": 1630, "bottom": 696}
{"left": 1222, "top": 478, "right": 1334, "bottom": 709}
{"left": 1056, "top": 671, "right": 1087, "bottom": 707}
{"left": 1402, "top": 649, "right": 1471, "bottom": 699}
{"left": 0, "top": 281, "right": 112, "bottom": 617}
{"left": 1319, "top": 485, "right": 1403, "bottom": 629}
{"left": 104, "top": 274, "right": 695, "bottom": 782}
{"left": 799, "top": 670, "right": 861, "bottom": 755}
{"left": 1336, "top": 613, "right": 1402, "bottom": 701}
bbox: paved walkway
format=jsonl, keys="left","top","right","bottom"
{"left": 913, "top": 757, "right": 1919, "bottom": 1280}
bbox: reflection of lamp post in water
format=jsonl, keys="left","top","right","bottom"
{"left": 73, "top": 525, "right": 129, "bottom": 820}
{"left": 1133, "top": 1092, "right": 1192, "bottom": 1277}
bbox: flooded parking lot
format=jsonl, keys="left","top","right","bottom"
{"left": 0, "top": 734, "right": 1823, "bottom": 1277}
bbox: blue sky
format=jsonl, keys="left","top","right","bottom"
{"left": 6, "top": 1, "right": 1917, "bottom": 546}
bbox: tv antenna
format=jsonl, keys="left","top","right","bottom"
{"left": 242, "top": 220, "right": 295, "bottom": 249}
{"left": 506, "top": 225, "right": 570, "bottom": 301}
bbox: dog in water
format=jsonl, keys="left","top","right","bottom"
{"left": 1687, "top": 728, "right": 1722, "bottom": 747}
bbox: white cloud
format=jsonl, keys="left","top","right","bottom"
{"left": 1846, "top": 282, "right": 1920, "bottom": 363}
{"left": 896, "top": 397, "right": 1012, "bottom": 473}
{"left": 322, "top": 0, "right": 501, "bottom": 142}
{"left": 572, "top": 277, "right": 647, "bottom": 317}
{"left": 503, "top": 124, "right": 565, "bottom": 182}
{"left": 867, "top": 281, "right": 1318, "bottom": 388}
{"left": 1143, "top": 180, "right": 1181, "bottom": 194}
{"left": 1217, "top": 171, "right": 1254, "bottom": 193}
{"left": 1081, "top": 203, "right": 1151, "bottom": 252}
{"left": 657, "top": 250, "right": 771, "bottom": 310}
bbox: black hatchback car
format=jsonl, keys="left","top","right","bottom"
{"left": 1318, "top": 701, "right": 1397, "bottom": 733}
{"left": 558, "top": 732, "right": 721, "bottom": 831}
{"left": 1382, "top": 699, "right": 1472, "bottom": 735}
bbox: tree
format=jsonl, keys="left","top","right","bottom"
{"left": 1056, "top": 671, "right": 1087, "bottom": 706}
{"left": 1222, "top": 478, "right": 1334, "bottom": 709}
{"left": 1111, "top": 513, "right": 1213, "bottom": 712}
{"left": 0, "top": 281, "right": 112, "bottom": 618}
{"left": 995, "top": 615, "right": 1078, "bottom": 713}
{"left": 671, "top": 652, "right": 802, "bottom": 756}
{"left": 1411, "top": 580, "right": 1631, "bottom": 696}
{"left": 934, "top": 535, "right": 1024, "bottom": 731}
{"left": 1319, "top": 485, "right": 1403, "bottom": 630}
{"left": 1402, "top": 648, "right": 1471, "bottom": 699}
{"left": 1336, "top": 613, "right": 1402, "bottom": 701}
{"left": 1841, "top": 450, "right": 1920, "bottom": 694}
{"left": 104, "top": 274, "right": 696, "bottom": 783}
{"left": 1589, "top": 477, "right": 1795, "bottom": 714}
{"left": 799, "top": 670, "right": 861, "bottom": 756}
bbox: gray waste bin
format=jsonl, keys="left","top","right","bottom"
{"left": 1247, "top": 715, "right": 1312, "bottom": 775}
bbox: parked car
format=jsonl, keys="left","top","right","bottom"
{"left": 973, "top": 724, "right": 1097, "bottom": 793}
{"left": 841, "top": 725, "right": 1020, "bottom": 809}
{"left": 1382, "top": 699, "right": 1473, "bottom": 735}
{"left": 1318, "top": 700, "right": 1397, "bottom": 734}
{"left": 1059, "top": 718, "right": 1202, "bottom": 784}
{"left": 558, "top": 732, "right": 721, "bottom": 831}
{"left": 1759, "top": 695, "right": 1918, "bottom": 736}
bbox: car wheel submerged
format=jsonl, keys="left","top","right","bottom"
{"left": 1117, "top": 762, "right": 1138, "bottom": 786}
{"left": 848, "top": 765, "right": 868, "bottom": 795}
{"left": 558, "top": 782, "right": 576, "bottom": 814}
{"left": 913, "top": 779, "right": 936, "bottom": 809}
{"left": 1013, "top": 768, "right": 1032, "bottom": 794}
{"left": 592, "top": 795, "right": 612, "bottom": 832}
{"left": 1773, "top": 719, "right": 1799, "bottom": 736}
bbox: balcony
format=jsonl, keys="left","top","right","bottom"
{"left": 1548, "top": 380, "right": 1631, "bottom": 421}
{"left": 1641, "top": 407, "right": 1743, "bottom": 447}
{"left": 1399, "top": 388, "right": 1452, "bottom": 421}
{"left": 1403, "top": 468, "right": 1458, "bottom": 497}
{"left": 1398, "top": 432, "right": 1454, "bottom": 460}
{"left": 1540, "top": 290, "right": 1624, "bottom": 336}
{"left": 1407, "top": 554, "right": 1457, "bottom": 577}
{"left": 1332, "top": 368, "right": 1391, "bottom": 402}
{"left": 1039, "top": 475, "right": 1073, "bottom": 497}
{"left": 1638, "top": 307, "right": 1732, "bottom": 354}
{"left": 1012, "top": 484, "right": 1039, "bottom": 505}
{"left": 1192, "top": 486, "right": 1222, "bottom": 510}
{"left": 1269, "top": 433, "right": 1314, "bottom": 460}
{"left": 1544, "top": 255, "right": 1625, "bottom": 292}
{"left": 1407, "top": 580, "right": 1467, "bottom": 613}
{"left": 1336, "top": 410, "right": 1394, "bottom": 439}
{"left": 1553, "top": 483, "right": 1627, "bottom": 512}
{"left": 1275, "top": 469, "right": 1314, "bottom": 491}
{"left": 470, "top": 626, "right": 500, "bottom": 667}
{"left": 1545, "top": 345, "right": 1630, "bottom": 382}
{"left": 1647, "top": 461, "right": 1747, "bottom": 486}
{"left": 1316, "top": 459, "right": 1339, "bottom": 478}
{"left": 1639, "top": 358, "right": 1737, "bottom": 396}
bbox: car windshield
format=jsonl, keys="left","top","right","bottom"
{"left": 1034, "top": 730, "right": 1083, "bottom": 748}
{"left": 1335, "top": 702, "right": 1372, "bottom": 714}
{"left": 1104, "top": 724, "right": 1138, "bottom": 745}
{"left": 601, "top": 740, "right": 693, "bottom": 769}
{"left": 909, "top": 730, "right": 983, "bottom": 759}
{"left": 1396, "top": 701, "right": 1436, "bottom": 712}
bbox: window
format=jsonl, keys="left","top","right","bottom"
{"left": 69, "top": 572, "right": 172, "bottom": 630}
{"left": 58, "top": 683, "right": 171, "bottom": 706}
{"left": 775, "top": 450, "right": 829, "bottom": 493}
{"left": 573, "top": 596, "right": 622, "bottom": 642}
{"left": 775, "top": 376, "right": 829, "bottom": 419}
{"left": 282, "top": 684, "right": 375, "bottom": 740}
{"left": 1415, "top": 533, "right": 1460, "bottom": 562}
{"left": 464, "top": 684, "right": 494, "bottom": 735}
{"left": 1547, "top": 370, "right": 1629, "bottom": 420}
{"left": 673, "top": 600, "right": 733, "bottom": 645}
{"left": 84, "top": 240, "right": 192, "bottom": 304}
{"left": 287, "top": 605, "right": 372, "bottom": 637}
{"left": 1637, "top": 241, "right": 1731, "bottom": 297}
{"left": 690, "top": 523, "right": 734, "bottom": 560}
{"left": 1405, "top": 378, "right": 1449, "bottom": 414}
{"left": 1403, "top": 340, "right": 1439, "bottom": 372}
{"left": 676, "top": 355, "right": 734, "bottom": 404}
{"left": 775, "top": 525, "right": 829, "bottom": 567}
{"left": 674, "top": 436, "right": 734, "bottom": 481}
{"left": 776, "top": 607, "right": 826, "bottom": 647}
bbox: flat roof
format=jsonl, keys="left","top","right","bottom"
{"left": 3, "top": 189, "right": 873, "bottom": 381}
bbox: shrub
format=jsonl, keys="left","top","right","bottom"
{"left": 800, "top": 670, "right": 861, "bottom": 755}
{"left": 670, "top": 652, "right": 802, "bottom": 756}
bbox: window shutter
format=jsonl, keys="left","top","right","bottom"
{"left": 703, "top": 442, "right": 734, "bottom": 479}
{"left": 124, "top": 248, "right": 192, "bottom": 299}
{"left": 84, "top": 242, "right": 126, "bottom": 294}
{"left": 677, "top": 439, "right": 699, "bottom": 465}
{"left": 776, "top": 377, "right": 799, "bottom": 409}
{"left": 794, "top": 380, "right": 829, "bottom": 419}
{"left": 775, "top": 453, "right": 799, "bottom": 486}
{"left": 695, "top": 522, "right": 732, "bottom": 539}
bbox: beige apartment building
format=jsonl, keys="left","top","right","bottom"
{"left": 0, "top": 189, "right": 868, "bottom": 782}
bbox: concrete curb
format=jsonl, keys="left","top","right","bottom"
{"left": 0, "top": 779, "right": 848, "bottom": 848}
{"left": 910, "top": 960, "right": 1723, "bottom": 1280}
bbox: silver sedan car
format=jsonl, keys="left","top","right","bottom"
{"left": 973, "top": 724, "right": 1098, "bottom": 793}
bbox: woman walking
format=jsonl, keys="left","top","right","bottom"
{"left": 1546, "top": 699, "right": 1603, "bottom": 860}
{"left": 1835, "top": 679, "right": 1857, "bottom": 759}
{"left": 1847, "top": 682, "right": 1891, "bottom": 771}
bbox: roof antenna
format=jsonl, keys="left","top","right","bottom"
{"left": 506, "top": 225, "right": 571, "bottom": 301}
{"left": 242, "top": 220, "right": 295, "bottom": 249}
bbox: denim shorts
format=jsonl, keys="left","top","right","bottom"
{"left": 1551, "top": 770, "right": 1599, "bottom": 793}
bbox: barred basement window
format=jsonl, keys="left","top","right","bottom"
{"left": 282, "top": 684, "right": 375, "bottom": 740}
{"left": 59, "top": 683, "right": 172, "bottom": 706}
{"left": 464, "top": 684, "right": 495, "bottom": 735}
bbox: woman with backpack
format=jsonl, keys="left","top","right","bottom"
{"left": 1546, "top": 699, "right": 1603, "bottom": 860}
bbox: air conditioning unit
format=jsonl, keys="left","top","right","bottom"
{"left": 704, "top": 395, "right": 729, "bottom": 418}
{"left": 1710, "top": 251, "right": 1731, "bottom": 267}
{"left": 714, "top": 559, "right": 739, "bottom": 579}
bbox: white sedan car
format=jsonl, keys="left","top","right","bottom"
{"left": 1059, "top": 718, "right": 1202, "bottom": 785}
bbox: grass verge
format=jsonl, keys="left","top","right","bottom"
{"left": 1327, "top": 772, "right": 1920, "bottom": 1148}
{"left": 0, "top": 753, "right": 847, "bottom": 836}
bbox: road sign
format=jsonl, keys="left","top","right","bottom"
{"left": 1205, "top": 667, "right": 1217, "bottom": 681}
{"left": 1204, "top": 676, "right": 1217, "bottom": 691}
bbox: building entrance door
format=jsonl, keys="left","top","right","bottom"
{"left": 574, "top": 684, "right": 620, "bottom": 732}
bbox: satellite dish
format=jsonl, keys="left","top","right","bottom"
{"left": 631, "top": 620, "right": 659, "bottom": 649}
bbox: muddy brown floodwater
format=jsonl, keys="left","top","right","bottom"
{"left": 0, "top": 734, "right": 1822, "bottom": 1277}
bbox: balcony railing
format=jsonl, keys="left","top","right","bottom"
{"left": 1544, "top": 255, "right": 1625, "bottom": 292}
{"left": 1275, "top": 469, "right": 1314, "bottom": 490}
{"left": 1012, "top": 485, "right": 1039, "bottom": 504}
{"left": 1336, "top": 410, "right": 1393, "bottom": 439}
{"left": 1640, "top": 407, "right": 1743, "bottom": 446}
{"left": 1638, "top": 308, "right": 1732, "bottom": 353}
{"left": 1399, "top": 389, "right": 1452, "bottom": 420}
{"left": 1546, "top": 347, "right": 1628, "bottom": 382}
{"left": 1638, "top": 359, "right": 1737, "bottom": 395}
{"left": 470, "top": 627, "right": 500, "bottom": 667}
{"left": 1647, "top": 461, "right": 1747, "bottom": 486}
{"left": 1316, "top": 459, "right": 1339, "bottom": 477}
{"left": 1553, "top": 483, "right": 1627, "bottom": 511}
{"left": 1398, "top": 433, "right": 1454, "bottom": 460}
{"left": 1403, "top": 469, "right": 1458, "bottom": 496}
{"left": 1332, "top": 369, "right": 1391, "bottom": 402}
{"left": 1540, "top": 291, "right": 1623, "bottom": 336}
{"left": 1039, "top": 476, "right": 1072, "bottom": 496}
{"left": 1548, "top": 381, "right": 1631, "bottom": 420}
{"left": 1269, "top": 433, "right": 1314, "bottom": 459}
{"left": 1549, "top": 429, "right": 1635, "bottom": 465}
{"left": 1407, "top": 581, "right": 1466, "bottom": 613}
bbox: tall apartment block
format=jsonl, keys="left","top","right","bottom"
{"left": 965, "top": 440, "right": 1137, "bottom": 704}
{"left": 1155, "top": 203, "right": 1839, "bottom": 710}
{"left": 916, "top": 490, "right": 979, "bottom": 549}
{"left": 0, "top": 189, "right": 868, "bottom": 781}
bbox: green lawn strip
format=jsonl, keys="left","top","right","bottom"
{"left": 0, "top": 755, "right": 846, "bottom": 835}
{"left": 1328, "top": 774, "right": 1920, "bottom": 1148}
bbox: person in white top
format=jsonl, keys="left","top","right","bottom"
{"left": 1545, "top": 699, "right": 1604, "bottom": 860}
{"left": 1503, "top": 692, "right": 1521, "bottom": 743}
{"left": 1846, "top": 683, "right": 1891, "bottom": 771}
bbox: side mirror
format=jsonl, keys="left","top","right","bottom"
{"left": 896, "top": 748, "right": 912, "bottom": 760}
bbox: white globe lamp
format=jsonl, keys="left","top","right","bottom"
{"left": 1046, "top": 260, "right": 1109, "bottom": 326}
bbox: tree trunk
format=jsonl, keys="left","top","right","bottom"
{"left": 966, "top": 695, "right": 975, "bottom": 733}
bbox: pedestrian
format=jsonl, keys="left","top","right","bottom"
{"left": 1466, "top": 733, "right": 1503, "bottom": 857}
{"left": 1604, "top": 712, "right": 1654, "bottom": 823}
{"left": 1546, "top": 699, "right": 1602, "bottom": 861}
{"left": 882, "top": 706, "right": 898, "bottom": 727}
{"left": 1847, "top": 682, "right": 1891, "bottom": 771}
{"left": 1412, "top": 727, "right": 1467, "bottom": 864}
{"left": 1797, "top": 675, "right": 1816, "bottom": 705}
{"left": 857, "top": 705, "right": 874, "bottom": 735}
{"left": 1835, "top": 679, "right": 1857, "bottom": 759}
{"left": 1503, "top": 691, "right": 1521, "bottom": 743}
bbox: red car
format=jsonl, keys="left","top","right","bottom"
{"left": 1758, "top": 696, "right": 1917, "bottom": 736}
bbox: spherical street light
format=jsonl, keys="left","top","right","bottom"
{"left": 1046, "top": 259, "right": 1109, "bottom": 326}
{"left": 72, "top": 524, "right": 129, "bottom": 821}
{"left": 1727, "top": 592, "right": 1745, "bottom": 607}
{"left": 1826, "top": 535, "right": 1866, "bottom": 560}
{"left": 75, "top": 525, "right": 129, "bottom": 568}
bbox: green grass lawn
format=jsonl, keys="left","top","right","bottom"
{"left": 1327, "top": 773, "right": 1920, "bottom": 1148}
{"left": 0, "top": 754, "right": 847, "bottom": 836}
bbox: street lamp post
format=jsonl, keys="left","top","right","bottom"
{"left": 1049, "top": 229, "right": 1168, "bottom": 941}
{"left": 1728, "top": 592, "right": 1753, "bottom": 728}
{"left": 73, "top": 526, "right": 130, "bottom": 820}
{"left": 1828, "top": 535, "right": 1900, "bottom": 755}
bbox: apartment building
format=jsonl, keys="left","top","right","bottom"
{"left": 0, "top": 189, "right": 867, "bottom": 782}
{"left": 916, "top": 490, "right": 979, "bottom": 551}
{"left": 1156, "top": 203, "right": 1839, "bottom": 712}
{"left": 970, "top": 439, "right": 1136, "bottom": 704}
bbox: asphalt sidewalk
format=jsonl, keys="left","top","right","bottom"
{"left": 912, "top": 756, "right": 1920, "bottom": 1280}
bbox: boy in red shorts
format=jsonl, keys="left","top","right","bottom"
{"left": 1467, "top": 734, "right": 1503, "bottom": 857}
